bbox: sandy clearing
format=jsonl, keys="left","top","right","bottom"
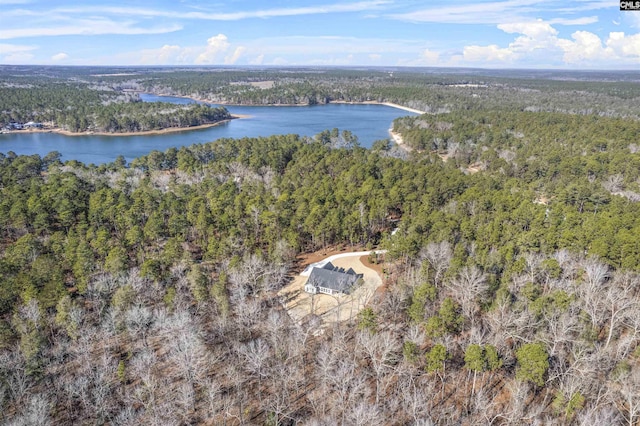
{"left": 280, "top": 252, "right": 384, "bottom": 328}
{"left": 466, "top": 164, "right": 482, "bottom": 174}
{"left": 300, "top": 250, "right": 386, "bottom": 276}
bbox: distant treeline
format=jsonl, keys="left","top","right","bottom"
{"left": 2, "top": 67, "right": 640, "bottom": 134}
{"left": 0, "top": 78, "right": 230, "bottom": 133}
{"left": 103, "top": 68, "right": 640, "bottom": 117}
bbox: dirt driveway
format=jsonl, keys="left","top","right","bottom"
{"left": 279, "top": 251, "right": 385, "bottom": 328}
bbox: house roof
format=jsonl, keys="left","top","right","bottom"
{"left": 307, "top": 262, "right": 363, "bottom": 294}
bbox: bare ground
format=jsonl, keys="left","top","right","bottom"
{"left": 279, "top": 250, "right": 384, "bottom": 330}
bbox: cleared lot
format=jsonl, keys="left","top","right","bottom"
{"left": 279, "top": 252, "right": 384, "bottom": 327}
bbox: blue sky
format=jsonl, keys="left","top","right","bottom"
{"left": 0, "top": 0, "right": 639, "bottom": 69}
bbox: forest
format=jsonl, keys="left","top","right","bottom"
{"left": 2, "top": 66, "right": 640, "bottom": 424}
{"left": 0, "top": 71, "right": 231, "bottom": 133}
{"left": 4, "top": 65, "right": 640, "bottom": 133}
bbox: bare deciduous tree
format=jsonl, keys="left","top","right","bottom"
{"left": 357, "top": 330, "right": 398, "bottom": 404}
{"left": 0, "top": 349, "right": 31, "bottom": 406}
{"left": 11, "top": 393, "right": 51, "bottom": 426}
{"left": 602, "top": 174, "right": 624, "bottom": 193}
{"left": 421, "top": 241, "right": 452, "bottom": 287}
{"left": 612, "top": 368, "right": 640, "bottom": 426}
{"left": 112, "top": 406, "right": 138, "bottom": 426}
{"left": 237, "top": 338, "right": 271, "bottom": 382}
{"left": 170, "top": 329, "right": 206, "bottom": 386}
{"left": 228, "top": 254, "right": 288, "bottom": 297}
{"left": 201, "top": 378, "right": 222, "bottom": 422}
{"left": 576, "top": 258, "right": 610, "bottom": 330}
{"left": 175, "top": 382, "right": 195, "bottom": 423}
{"left": 577, "top": 405, "right": 621, "bottom": 426}
{"left": 523, "top": 252, "right": 543, "bottom": 284}
{"left": 124, "top": 305, "right": 153, "bottom": 342}
{"left": 602, "top": 275, "right": 637, "bottom": 348}
{"left": 447, "top": 266, "right": 488, "bottom": 327}
{"left": 503, "top": 379, "right": 530, "bottom": 425}
{"left": 347, "top": 402, "right": 384, "bottom": 426}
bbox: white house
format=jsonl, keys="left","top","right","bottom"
{"left": 304, "top": 262, "right": 363, "bottom": 296}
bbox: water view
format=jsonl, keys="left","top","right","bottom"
{"left": 0, "top": 94, "right": 417, "bottom": 164}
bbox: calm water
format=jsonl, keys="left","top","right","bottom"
{"left": 0, "top": 94, "right": 416, "bottom": 165}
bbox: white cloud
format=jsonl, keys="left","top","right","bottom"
{"left": 628, "top": 12, "right": 640, "bottom": 29}
{"left": 0, "top": 19, "right": 181, "bottom": 39}
{"left": 554, "top": 0, "right": 614, "bottom": 13}
{"left": 390, "top": 0, "right": 545, "bottom": 25}
{"left": 122, "top": 34, "right": 435, "bottom": 66}
{"left": 2, "top": 52, "right": 34, "bottom": 63}
{"left": 137, "top": 44, "right": 199, "bottom": 65}
{"left": 249, "top": 54, "right": 265, "bottom": 65}
{"left": 225, "top": 46, "right": 246, "bottom": 65}
{"left": 0, "top": 8, "right": 31, "bottom": 17}
{"left": 140, "top": 45, "right": 176, "bottom": 64}
{"left": 243, "top": 35, "right": 425, "bottom": 57}
{"left": 195, "top": 34, "right": 230, "bottom": 64}
{"left": 271, "top": 57, "right": 289, "bottom": 65}
{"left": 459, "top": 21, "right": 640, "bottom": 67}
{"left": 605, "top": 32, "right": 640, "bottom": 58}
{"left": 422, "top": 48, "right": 440, "bottom": 64}
{"left": 53, "top": 1, "right": 391, "bottom": 21}
{"left": 0, "top": 43, "right": 36, "bottom": 54}
{"left": 557, "top": 30, "right": 609, "bottom": 63}
{"left": 130, "top": 34, "right": 245, "bottom": 65}
{"left": 498, "top": 21, "right": 558, "bottom": 38}
{"left": 463, "top": 44, "right": 515, "bottom": 62}
{"left": 499, "top": 21, "right": 561, "bottom": 55}
{"left": 308, "top": 54, "right": 356, "bottom": 66}
{"left": 390, "top": 0, "right": 609, "bottom": 25}
{"left": 0, "top": 43, "right": 36, "bottom": 64}
{"left": 548, "top": 16, "right": 598, "bottom": 25}
{"left": 395, "top": 47, "right": 445, "bottom": 67}
{"left": 197, "top": 1, "right": 391, "bottom": 20}
{"left": 51, "top": 52, "right": 68, "bottom": 61}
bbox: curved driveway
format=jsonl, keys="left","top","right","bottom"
{"left": 300, "top": 250, "right": 387, "bottom": 276}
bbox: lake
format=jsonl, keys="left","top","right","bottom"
{"left": 0, "top": 94, "right": 417, "bottom": 165}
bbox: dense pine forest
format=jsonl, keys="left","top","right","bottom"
{"left": 2, "top": 66, "right": 640, "bottom": 424}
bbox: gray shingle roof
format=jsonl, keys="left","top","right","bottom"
{"left": 307, "top": 262, "right": 363, "bottom": 294}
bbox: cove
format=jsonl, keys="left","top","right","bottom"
{"left": 0, "top": 94, "right": 417, "bottom": 165}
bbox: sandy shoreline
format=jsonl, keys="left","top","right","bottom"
{"left": 329, "top": 100, "right": 426, "bottom": 114}
{"left": 389, "top": 129, "right": 413, "bottom": 152}
{"left": 153, "top": 92, "right": 427, "bottom": 114}
{"left": 380, "top": 102, "right": 426, "bottom": 115}
{"left": 0, "top": 116, "right": 247, "bottom": 137}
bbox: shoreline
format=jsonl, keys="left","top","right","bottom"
{"left": 331, "top": 100, "right": 426, "bottom": 115}
{"left": 1, "top": 95, "right": 423, "bottom": 139}
{"left": 388, "top": 129, "right": 413, "bottom": 152}
{"left": 0, "top": 116, "right": 247, "bottom": 137}
{"left": 150, "top": 92, "right": 427, "bottom": 114}
{"left": 379, "top": 102, "right": 426, "bottom": 115}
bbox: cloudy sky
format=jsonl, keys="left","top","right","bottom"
{"left": 0, "top": 0, "right": 639, "bottom": 68}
